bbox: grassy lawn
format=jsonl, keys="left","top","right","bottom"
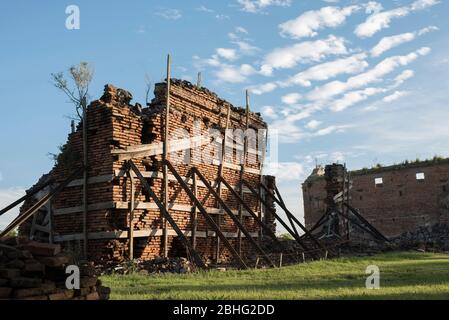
{"left": 101, "top": 251, "right": 449, "bottom": 300}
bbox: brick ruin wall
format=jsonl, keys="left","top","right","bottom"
{"left": 303, "top": 162, "right": 449, "bottom": 238}
{"left": 19, "top": 80, "right": 276, "bottom": 263}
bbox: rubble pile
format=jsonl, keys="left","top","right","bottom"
{"left": 391, "top": 224, "right": 449, "bottom": 251}
{"left": 99, "top": 256, "right": 196, "bottom": 275}
{"left": 0, "top": 238, "right": 110, "bottom": 300}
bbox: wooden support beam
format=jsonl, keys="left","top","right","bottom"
{"left": 191, "top": 172, "right": 198, "bottom": 249}
{"left": 54, "top": 229, "right": 260, "bottom": 242}
{"left": 126, "top": 171, "right": 135, "bottom": 260}
{"left": 192, "top": 166, "right": 276, "bottom": 268}
{"left": 162, "top": 54, "right": 171, "bottom": 258}
{"left": 0, "top": 179, "right": 53, "bottom": 217}
{"left": 164, "top": 160, "right": 248, "bottom": 269}
{"left": 259, "top": 182, "right": 328, "bottom": 255}
{"left": 241, "top": 179, "right": 311, "bottom": 253}
{"left": 274, "top": 185, "right": 300, "bottom": 239}
{"left": 0, "top": 167, "right": 83, "bottom": 239}
{"left": 215, "top": 104, "right": 231, "bottom": 263}
{"left": 128, "top": 160, "right": 207, "bottom": 269}
{"left": 218, "top": 175, "right": 288, "bottom": 253}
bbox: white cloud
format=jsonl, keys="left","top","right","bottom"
{"left": 261, "top": 35, "right": 348, "bottom": 74}
{"left": 330, "top": 87, "right": 387, "bottom": 111}
{"left": 307, "top": 47, "right": 430, "bottom": 101}
{"left": 383, "top": 90, "right": 409, "bottom": 102}
{"left": 371, "top": 26, "right": 438, "bottom": 57}
{"left": 237, "top": 0, "right": 291, "bottom": 13}
{"left": 0, "top": 187, "right": 25, "bottom": 231}
{"left": 282, "top": 53, "right": 368, "bottom": 87}
{"left": 305, "top": 120, "right": 322, "bottom": 130}
{"left": 213, "top": 63, "right": 257, "bottom": 83}
{"left": 279, "top": 5, "right": 361, "bottom": 39}
{"left": 248, "top": 82, "right": 278, "bottom": 95}
{"left": 262, "top": 106, "right": 278, "bottom": 119}
{"left": 155, "top": 8, "right": 182, "bottom": 20}
{"left": 314, "top": 124, "right": 352, "bottom": 136}
{"left": 216, "top": 48, "right": 238, "bottom": 60}
{"left": 233, "top": 41, "right": 260, "bottom": 55}
{"left": 281, "top": 93, "right": 302, "bottom": 105}
{"left": 355, "top": 0, "right": 440, "bottom": 38}
{"left": 265, "top": 162, "right": 305, "bottom": 181}
{"left": 393, "top": 69, "right": 415, "bottom": 86}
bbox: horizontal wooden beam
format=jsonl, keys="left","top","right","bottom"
{"left": 53, "top": 229, "right": 259, "bottom": 242}
{"left": 111, "top": 135, "right": 211, "bottom": 161}
{"left": 53, "top": 201, "right": 259, "bottom": 218}
{"left": 114, "top": 169, "right": 255, "bottom": 192}
{"left": 67, "top": 174, "right": 114, "bottom": 188}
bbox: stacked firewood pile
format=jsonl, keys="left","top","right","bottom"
{"left": 0, "top": 238, "right": 110, "bottom": 300}
{"left": 99, "top": 256, "right": 196, "bottom": 275}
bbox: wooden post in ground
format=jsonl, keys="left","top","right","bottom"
{"left": 162, "top": 54, "right": 171, "bottom": 257}
{"left": 215, "top": 104, "right": 231, "bottom": 263}
{"left": 128, "top": 172, "right": 135, "bottom": 260}
{"left": 192, "top": 172, "right": 198, "bottom": 249}
{"left": 237, "top": 90, "right": 250, "bottom": 254}
{"left": 82, "top": 96, "right": 88, "bottom": 258}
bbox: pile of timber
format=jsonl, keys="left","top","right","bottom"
{"left": 0, "top": 238, "right": 110, "bottom": 300}
{"left": 99, "top": 256, "right": 196, "bottom": 275}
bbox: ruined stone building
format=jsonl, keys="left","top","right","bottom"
{"left": 18, "top": 80, "right": 276, "bottom": 263}
{"left": 302, "top": 159, "right": 449, "bottom": 238}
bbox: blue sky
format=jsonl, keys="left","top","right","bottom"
{"left": 1, "top": 0, "right": 448, "bottom": 231}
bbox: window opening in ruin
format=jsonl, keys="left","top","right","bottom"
{"left": 374, "top": 177, "right": 383, "bottom": 186}
{"left": 416, "top": 172, "right": 425, "bottom": 180}
{"left": 443, "top": 185, "right": 447, "bottom": 192}
{"left": 399, "top": 190, "right": 403, "bottom": 197}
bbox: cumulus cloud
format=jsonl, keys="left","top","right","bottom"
{"left": 262, "top": 106, "right": 279, "bottom": 119}
{"left": 237, "top": 0, "right": 291, "bottom": 13}
{"left": 216, "top": 48, "right": 238, "bottom": 60}
{"left": 305, "top": 120, "right": 322, "bottom": 130}
{"left": 355, "top": 0, "right": 440, "bottom": 38}
{"left": 383, "top": 90, "right": 409, "bottom": 102}
{"left": 371, "top": 26, "right": 438, "bottom": 57}
{"left": 213, "top": 63, "right": 257, "bottom": 83}
{"left": 279, "top": 5, "right": 361, "bottom": 39}
{"left": 265, "top": 162, "right": 304, "bottom": 181}
{"left": 261, "top": 35, "right": 348, "bottom": 75}
{"left": 393, "top": 69, "right": 415, "bottom": 87}
{"left": 330, "top": 87, "right": 387, "bottom": 111}
{"left": 248, "top": 82, "right": 278, "bottom": 95}
{"left": 307, "top": 47, "right": 431, "bottom": 101}
{"left": 282, "top": 53, "right": 369, "bottom": 87}
{"left": 281, "top": 93, "right": 302, "bottom": 105}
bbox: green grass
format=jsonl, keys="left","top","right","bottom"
{"left": 100, "top": 251, "right": 449, "bottom": 300}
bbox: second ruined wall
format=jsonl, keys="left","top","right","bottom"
{"left": 303, "top": 161, "right": 449, "bottom": 238}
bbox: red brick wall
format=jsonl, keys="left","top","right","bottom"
{"left": 303, "top": 162, "right": 449, "bottom": 238}
{"left": 20, "top": 80, "right": 275, "bottom": 263}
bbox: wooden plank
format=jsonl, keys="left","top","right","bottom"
{"left": 52, "top": 201, "right": 258, "bottom": 217}
{"left": 112, "top": 135, "right": 211, "bottom": 161}
{"left": 53, "top": 202, "right": 115, "bottom": 216}
{"left": 114, "top": 169, "right": 254, "bottom": 192}
{"left": 54, "top": 229, "right": 259, "bottom": 242}
{"left": 67, "top": 174, "right": 113, "bottom": 187}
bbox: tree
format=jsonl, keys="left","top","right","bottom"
{"left": 51, "top": 62, "right": 94, "bottom": 258}
{"left": 51, "top": 62, "right": 94, "bottom": 120}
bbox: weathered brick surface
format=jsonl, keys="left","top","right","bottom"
{"left": 303, "top": 162, "right": 449, "bottom": 238}
{"left": 19, "top": 79, "right": 276, "bottom": 262}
